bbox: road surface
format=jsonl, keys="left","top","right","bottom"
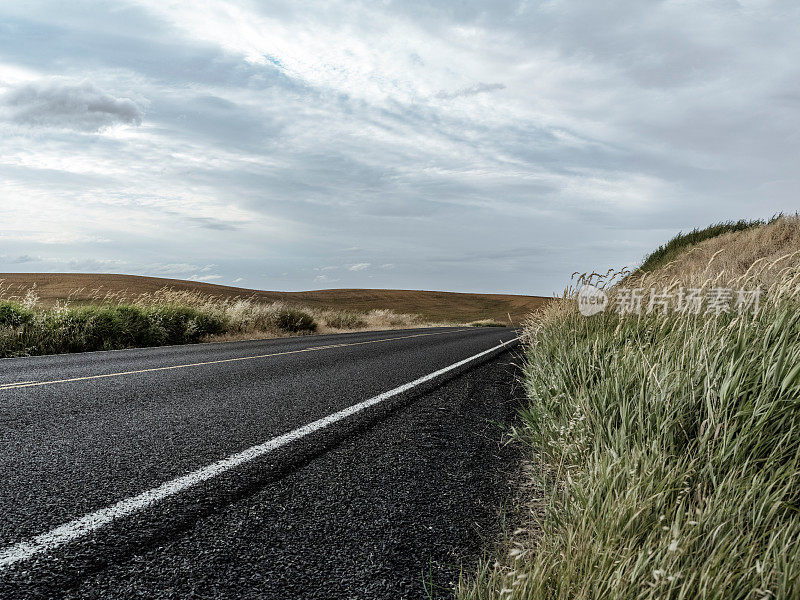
{"left": 0, "top": 327, "right": 523, "bottom": 599}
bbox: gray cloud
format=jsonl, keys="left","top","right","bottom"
{"left": 434, "top": 82, "right": 506, "bottom": 100}
{"left": 3, "top": 80, "right": 142, "bottom": 131}
{"left": 184, "top": 216, "right": 241, "bottom": 231}
{"left": 0, "top": 1, "right": 797, "bottom": 295}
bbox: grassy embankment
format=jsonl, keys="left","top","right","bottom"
{"left": 636, "top": 218, "right": 768, "bottom": 274}
{"left": 460, "top": 216, "right": 800, "bottom": 599}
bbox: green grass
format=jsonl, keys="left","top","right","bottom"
{"left": 0, "top": 300, "right": 317, "bottom": 357}
{"left": 637, "top": 219, "right": 766, "bottom": 273}
{"left": 460, "top": 289, "right": 800, "bottom": 599}
{"left": 0, "top": 284, "right": 452, "bottom": 357}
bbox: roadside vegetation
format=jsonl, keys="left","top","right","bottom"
{"left": 469, "top": 319, "right": 507, "bottom": 327}
{"left": 0, "top": 273, "right": 549, "bottom": 324}
{"left": 460, "top": 215, "right": 800, "bottom": 599}
{"left": 636, "top": 218, "right": 768, "bottom": 274}
{"left": 0, "top": 286, "right": 432, "bottom": 358}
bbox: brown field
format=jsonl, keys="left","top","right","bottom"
{"left": 0, "top": 273, "right": 549, "bottom": 325}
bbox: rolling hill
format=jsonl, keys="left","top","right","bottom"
{"left": 0, "top": 273, "right": 549, "bottom": 324}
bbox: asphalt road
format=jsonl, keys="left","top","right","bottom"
{"left": 0, "top": 326, "right": 524, "bottom": 599}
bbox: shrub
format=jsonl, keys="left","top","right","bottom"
{"left": 365, "top": 309, "right": 419, "bottom": 328}
{"left": 145, "top": 306, "right": 229, "bottom": 344}
{"left": 73, "top": 306, "right": 124, "bottom": 351}
{"left": 0, "top": 302, "right": 34, "bottom": 328}
{"left": 469, "top": 319, "right": 505, "bottom": 327}
{"left": 323, "top": 311, "right": 367, "bottom": 329}
{"left": 273, "top": 308, "right": 317, "bottom": 333}
{"left": 116, "top": 305, "right": 165, "bottom": 347}
{"left": 0, "top": 303, "right": 233, "bottom": 357}
{"left": 192, "top": 311, "right": 229, "bottom": 337}
{"left": 0, "top": 287, "right": 431, "bottom": 356}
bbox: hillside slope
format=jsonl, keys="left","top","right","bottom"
{"left": 460, "top": 215, "right": 800, "bottom": 600}
{"left": 0, "top": 273, "right": 548, "bottom": 324}
{"left": 630, "top": 214, "right": 799, "bottom": 287}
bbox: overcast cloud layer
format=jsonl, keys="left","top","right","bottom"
{"left": 1, "top": 1, "right": 798, "bottom": 295}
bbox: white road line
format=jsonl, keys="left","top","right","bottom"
{"left": 0, "top": 336, "right": 519, "bottom": 570}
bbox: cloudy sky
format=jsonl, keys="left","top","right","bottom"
{"left": 1, "top": 1, "right": 798, "bottom": 295}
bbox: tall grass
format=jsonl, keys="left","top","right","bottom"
{"left": 630, "top": 214, "right": 800, "bottom": 290}
{"left": 469, "top": 319, "right": 507, "bottom": 327}
{"left": 0, "top": 285, "right": 432, "bottom": 357}
{"left": 637, "top": 219, "right": 767, "bottom": 274}
{"left": 460, "top": 255, "right": 800, "bottom": 599}
{"left": 0, "top": 302, "right": 230, "bottom": 356}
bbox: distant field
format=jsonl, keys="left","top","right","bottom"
{"left": 0, "top": 273, "right": 549, "bottom": 325}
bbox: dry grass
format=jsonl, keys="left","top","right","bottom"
{"left": 0, "top": 285, "right": 452, "bottom": 357}
{"left": 627, "top": 214, "right": 800, "bottom": 289}
{"left": 469, "top": 319, "right": 509, "bottom": 327}
{"left": 0, "top": 273, "right": 549, "bottom": 325}
{"left": 460, "top": 217, "right": 800, "bottom": 600}
{"left": 636, "top": 219, "right": 767, "bottom": 274}
{"left": 126, "top": 288, "right": 431, "bottom": 333}
{"left": 0, "top": 271, "right": 531, "bottom": 356}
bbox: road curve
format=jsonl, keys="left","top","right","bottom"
{"left": 0, "top": 326, "right": 524, "bottom": 599}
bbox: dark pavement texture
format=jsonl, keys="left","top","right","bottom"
{"left": 0, "top": 327, "right": 524, "bottom": 598}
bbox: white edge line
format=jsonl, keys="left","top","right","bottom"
{"left": 0, "top": 336, "right": 519, "bottom": 570}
